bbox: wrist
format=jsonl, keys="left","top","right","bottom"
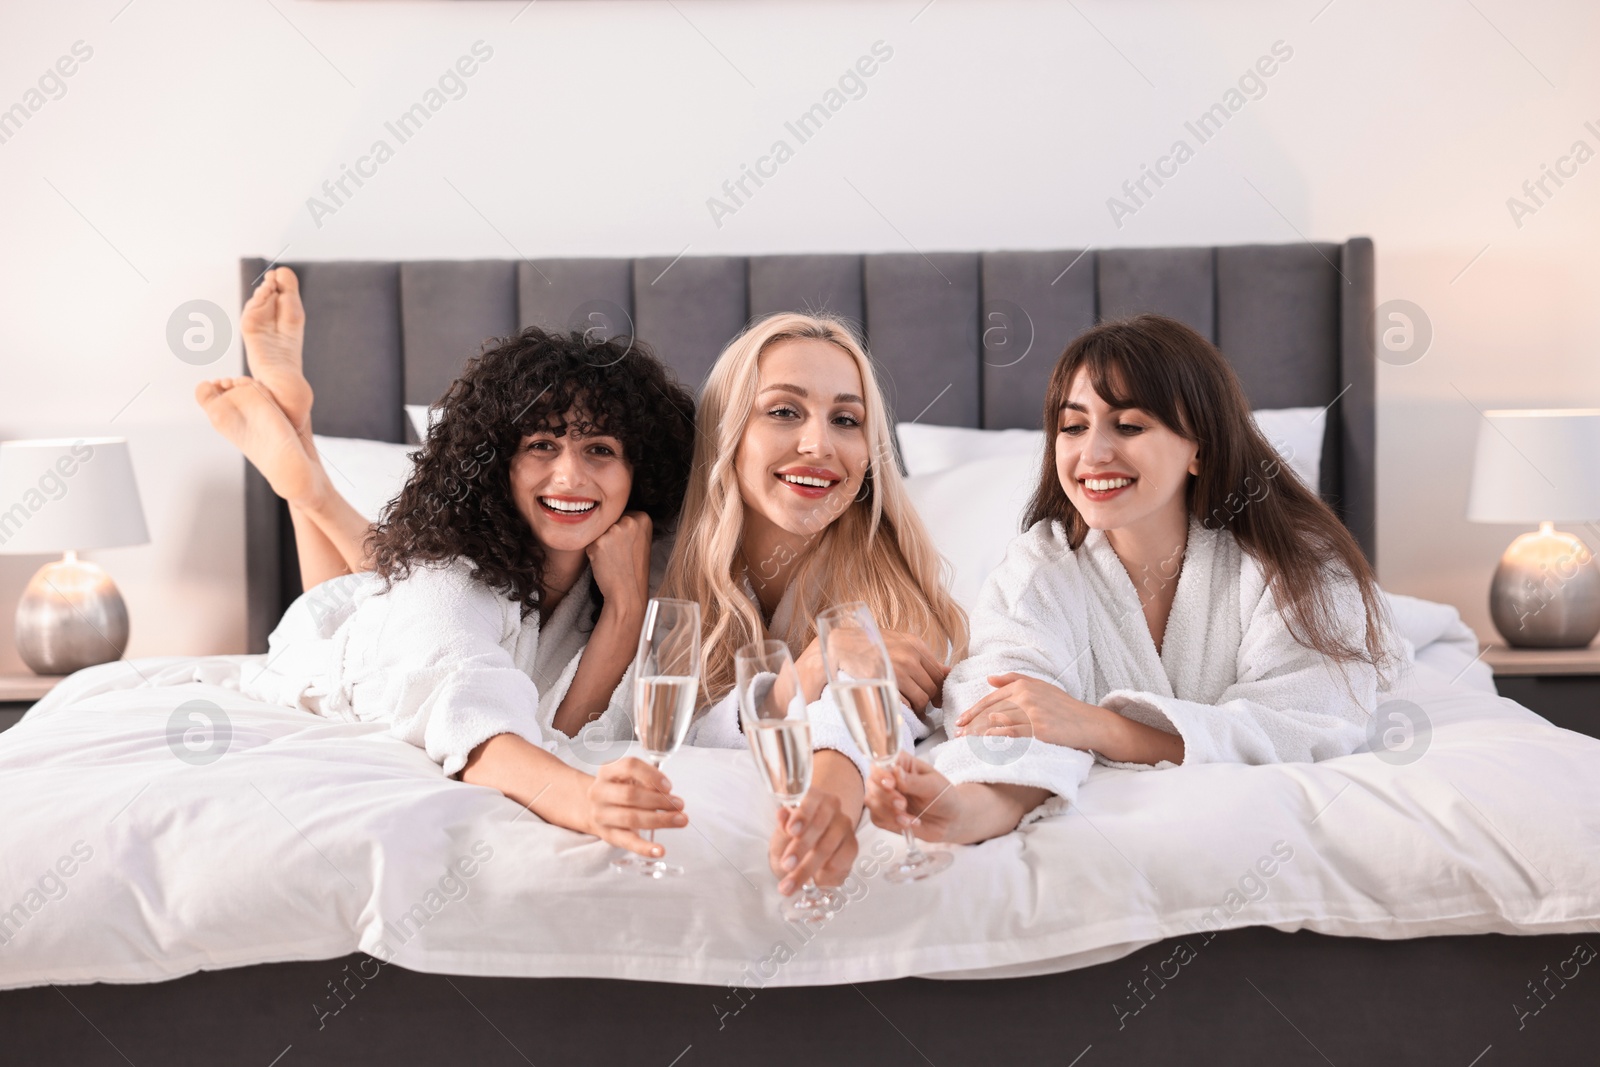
{"left": 947, "top": 782, "right": 989, "bottom": 844}
{"left": 565, "top": 766, "right": 600, "bottom": 837}
{"left": 798, "top": 654, "right": 827, "bottom": 703}
{"left": 1089, "top": 705, "right": 1131, "bottom": 761}
{"left": 595, "top": 595, "right": 646, "bottom": 631}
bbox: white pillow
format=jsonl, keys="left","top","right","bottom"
{"left": 1249, "top": 407, "right": 1324, "bottom": 491}
{"left": 312, "top": 435, "right": 418, "bottom": 523}
{"left": 404, "top": 404, "right": 440, "bottom": 441}
{"left": 896, "top": 423, "right": 1040, "bottom": 478}
{"left": 905, "top": 452, "right": 1040, "bottom": 612}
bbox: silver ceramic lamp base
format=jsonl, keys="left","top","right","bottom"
{"left": 14, "top": 552, "right": 130, "bottom": 675}
{"left": 1488, "top": 523, "right": 1600, "bottom": 649}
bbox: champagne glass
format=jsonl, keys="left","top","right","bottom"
{"left": 816, "top": 602, "right": 953, "bottom": 883}
{"left": 610, "top": 598, "right": 701, "bottom": 879}
{"left": 736, "top": 640, "right": 845, "bottom": 926}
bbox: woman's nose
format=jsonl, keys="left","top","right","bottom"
{"left": 550, "top": 449, "right": 586, "bottom": 487}
{"left": 797, "top": 416, "right": 834, "bottom": 456}
{"left": 1085, "top": 424, "right": 1117, "bottom": 464}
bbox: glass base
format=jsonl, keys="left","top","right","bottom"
{"left": 779, "top": 884, "right": 846, "bottom": 926}
{"left": 884, "top": 847, "right": 953, "bottom": 883}
{"left": 610, "top": 853, "right": 684, "bottom": 878}
{"left": 780, "top": 894, "right": 831, "bottom": 927}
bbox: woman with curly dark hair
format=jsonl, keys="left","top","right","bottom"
{"left": 197, "top": 268, "right": 698, "bottom": 859}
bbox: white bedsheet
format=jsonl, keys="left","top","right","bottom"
{"left": 1, "top": 612, "right": 1596, "bottom": 991}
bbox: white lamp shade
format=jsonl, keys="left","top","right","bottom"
{"left": 1467, "top": 409, "right": 1600, "bottom": 524}
{"left": 0, "top": 438, "right": 150, "bottom": 554}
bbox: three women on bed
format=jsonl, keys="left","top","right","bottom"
{"left": 197, "top": 269, "right": 959, "bottom": 895}
{"left": 201, "top": 268, "right": 1393, "bottom": 881}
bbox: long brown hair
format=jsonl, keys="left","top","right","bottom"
{"left": 662, "top": 312, "right": 968, "bottom": 704}
{"left": 1023, "top": 313, "right": 1391, "bottom": 671}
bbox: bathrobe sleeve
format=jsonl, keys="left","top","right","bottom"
{"left": 353, "top": 563, "right": 551, "bottom": 778}
{"left": 929, "top": 523, "right": 1096, "bottom": 805}
{"left": 1099, "top": 565, "right": 1376, "bottom": 767}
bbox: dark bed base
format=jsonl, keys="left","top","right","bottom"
{"left": 9, "top": 928, "right": 1593, "bottom": 1066}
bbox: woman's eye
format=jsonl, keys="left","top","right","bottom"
{"left": 1117, "top": 423, "right": 1146, "bottom": 435}
{"left": 1060, "top": 424, "right": 1087, "bottom": 436}
{"left": 589, "top": 445, "right": 616, "bottom": 457}
{"left": 527, "top": 440, "right": 556, "bottom": 452}
{"left": 769, "top": 406, "right": 799, "bottom": 420}
{"left": 832, "top": 413, "right": 861, "bottom": 428}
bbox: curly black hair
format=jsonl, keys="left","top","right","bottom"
{"left": 366, "top": 327, "right": 696, "bottom": 623}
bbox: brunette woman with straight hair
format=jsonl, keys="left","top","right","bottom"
{"left": 864, "top": 313, "right": 1398, "bottom": 844}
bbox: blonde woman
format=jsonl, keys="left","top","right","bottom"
{"left": 663, "top": 312, "right": 968, "bottom": 895}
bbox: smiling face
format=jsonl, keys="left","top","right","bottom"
{"left": 508, "top": 419, "right": 632, "bottom": 554}
{"left": 735, "top": 337, "right": 870, "bottom": 543}
{"left": 1056, "top": 368, "right": 1200, "bottom": 537}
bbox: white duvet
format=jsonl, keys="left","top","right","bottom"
{"left": 1, "top": 598, "right": 1597, "bottom": 992}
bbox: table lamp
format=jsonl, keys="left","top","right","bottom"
{"left": 0, "top": 438, "right": 149, "bottom": 674}
{"left": 1467, "top": 409, "right": 1600, "bottom": 648}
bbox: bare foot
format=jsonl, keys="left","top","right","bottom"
{"left": 196, "top": 377, "right": 323, "bottom": 506}
{"left": 241, "top": 267, "right": 313, "bottom": 433}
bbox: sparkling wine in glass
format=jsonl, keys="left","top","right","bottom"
{"left": 817, "top": 602, "right": 953, "bottom": 883}
{"left": 736, "top": 640, "right": 844, "bottom": 926}
{"left": 611, "top": 598, "right": 700, "bottom": 879}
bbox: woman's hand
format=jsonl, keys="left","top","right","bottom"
{"left": 583, "top": 756, "right": 687, "bottom": 858}
{"left": 797, "top": 631, "right": 947, "bottom": 713}
{"left": 863, "top": 752, "right": 966, "bottom": 843}
{"left": 879, "top": 631, "right": 948, "bottom": 714}
{"left": 795, "top": 637, "right": 828, "bottom": 704}
{"left": 767, "top": 788, "right": 859, "bottom": 895}
{"left": 585, "top": 511, "right": 652, "bottom": 612}
{"left": 954, "top": 673, "right": 1116, "bottom": 751}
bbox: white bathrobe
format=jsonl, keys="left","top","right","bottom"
{"left": 928, "top": 518, "right": 1392, "bottom": 813}
{"left": 240, "top": 541, "right": 669, "bottom": 778}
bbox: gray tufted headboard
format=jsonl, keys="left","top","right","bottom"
{"left": 240, "top": 240, "right": 1376, "bottom": 652}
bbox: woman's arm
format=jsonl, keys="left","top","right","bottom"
{"left": 864, "top": 755, "right": 1050, "bottom": 845}
{"left": 462, "top": 734, "right": 686, "bottom": 857}
{"left": 956, "top": 672, "right": 1185, "bottom": 766}
{"left": 550, "top": 513, "right": 652, "bottom": 737}
{"left": 550, "top": 602, "right": 645, "bottom": 737}
{"left": 768, "top": 750, "right": 864, "bottom": 892}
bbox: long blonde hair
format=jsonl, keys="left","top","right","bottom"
{"left": 663, "top": 311, "right": 968, "bottom": 704}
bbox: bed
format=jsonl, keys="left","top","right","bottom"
{"left": 3, "top": 242, "right": 1596, "bottom": 1066}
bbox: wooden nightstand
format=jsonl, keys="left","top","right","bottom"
{"left": 0, "top": 673, "right": 63, "bottom": 732}
{"left": 1483, "top": 645, "right": 1600, "bottom": 740}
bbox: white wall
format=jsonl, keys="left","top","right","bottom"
{"left": 2, "top": 0, "right": 1597, "bottom": 667}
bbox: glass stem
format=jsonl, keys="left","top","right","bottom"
{"left": 644, "top": 753, "right": 664, "bottom": 855}
{"left": 884, "top": 759, "right": 926, "bottom": 862}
